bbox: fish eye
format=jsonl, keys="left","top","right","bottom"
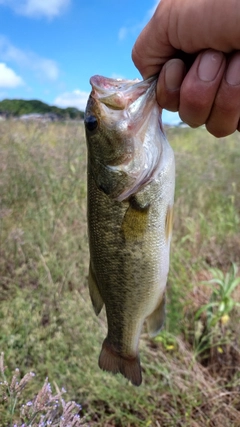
{"left": 85, "top": 115, "right": 98, "bottom": 131}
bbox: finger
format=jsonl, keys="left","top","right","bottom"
{"left": 179, "top": 50, "right": 226, "bottom": 128}
{"left": 206, "top": 52, "right": 240, "bottom": 137}
{"left": 132, "top": 5, "right": 177, "bottom": 79}
{"left": 156, "top": 59, "right": 186, "bottom": 112}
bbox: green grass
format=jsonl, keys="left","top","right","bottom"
{"left": 0, "top": 121, "right": 240, "bottom": 426}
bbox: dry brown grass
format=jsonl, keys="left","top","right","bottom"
{"left": 0, "top": 121, "right": 240, "bottom": 426}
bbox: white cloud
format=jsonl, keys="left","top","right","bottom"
{"left": 33, "top": 58, "right": 59, "bottom": 80}
{"left": 54, "top": 90, "right": 89, "bottom": 111}
{"left": 0, "top": 0, "right": 70, "bottom": 18}
{"left": 118, "top": 0, "right": 159, "bottom": 41}
{"left": 118, "top": 25, "right": 138, "bottom": 41}
{"left": 0, "top": 62, "right": 24, "bottom": 88}
{"left": 0, "top": 36, "right": 59, "bottom": 81}
{"left": 118, "top": 27, "right": 128, "bottom": 41}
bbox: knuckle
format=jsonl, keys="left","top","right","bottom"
{"left": 183, "top": 91, "right": 209, "bottom": 112}
{"left": 179, "top": 108, "right": 205, "bottom": 128}
{"left": 206, "top": 122, "right": 234, "bottom": 138}
{"left": 131, "top": 45, "right": 141, "bottom": 69}
{"left": 206, "top": 99, "right": 240, "bottom": 137}
{"left": 158, "top": 94, "right": 179, "bottom": 112}
{"left": 179, "top": 113, "right": 203, "bottom": 128}
{"left": 214, "top": 97, "right": 236, "bottom": 115}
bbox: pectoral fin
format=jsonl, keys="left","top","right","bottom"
{"left": 88, "top": 262, "right": 104, "bottom": 316}
{"left": 146, "top": 294, "right": 166, "bottom": 337}
{"left": 121, "top": 195, "right": 150, "bottom": 241}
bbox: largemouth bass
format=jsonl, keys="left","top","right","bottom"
{"left": 84, "top": 75, "right": 175, "bottom": 386}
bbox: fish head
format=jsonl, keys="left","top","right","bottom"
{"left": 84, "top": 75, "right": 164, "bottom": 201}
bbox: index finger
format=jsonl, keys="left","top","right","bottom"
{"left": 132, "top": 6, "right": 176, "bottom": 78}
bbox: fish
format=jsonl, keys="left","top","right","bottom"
{"left": 84, "top": 75, "right": 175, "bottom": 386}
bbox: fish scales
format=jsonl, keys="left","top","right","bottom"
{"left": 84, "top": 75, "right": 175, "bottom": 386}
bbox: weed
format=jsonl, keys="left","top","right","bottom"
{"left": 0, "top": 121, "right": 240, "bottom": 426}
{"left": 0, "top": 353, "right": 85, "bottom": 426}
{"left": 193, "top": 264, "right": 240, "bottom": 379}
{"left": 195, "top": 263, "right": 240, "bottom": 328}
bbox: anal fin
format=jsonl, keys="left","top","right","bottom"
{"left": 147, "top": 294, "right": 166, "bottom": 337}
{"left": 88, "top": 262, "right": 104, "bottom": 315}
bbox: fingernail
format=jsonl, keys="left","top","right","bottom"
{"left": 226, "top": 52, "right": 240, "bottom": 86}
{"left": 165, "top": 59, "right": 186, "bottom": 90}
{"left": 198, "top": 50, "right": 224, "bottom": 82}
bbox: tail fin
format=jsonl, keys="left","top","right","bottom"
{"left": 98, "top": 339, "right": 142, "bottom": 386}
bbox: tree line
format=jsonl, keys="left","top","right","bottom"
{"left": 0, "top": 99, "right": 84, "bottom": 120}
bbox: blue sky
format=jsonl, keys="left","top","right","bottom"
{"left": 0, "top": 0, "right": 180, "bottom": 124}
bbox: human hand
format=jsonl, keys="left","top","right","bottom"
{"left": 132, "top": 0, "right": 240, "bottom": 137}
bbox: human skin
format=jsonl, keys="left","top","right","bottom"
{"left": 132, "top": 0, "right": 240, "bottom": 137}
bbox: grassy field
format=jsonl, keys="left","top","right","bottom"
{"left": 0, "top": 120, "right": 240, "bottom": 426}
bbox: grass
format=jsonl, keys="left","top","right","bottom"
{"left": 0, "top": 120, "right": 240, "bottom": 426}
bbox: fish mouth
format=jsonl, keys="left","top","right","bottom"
{"left": 89, "top": 74, "right": 159, "bottom": 134}
{"left": 90, "top": 75, "right": 157, "bottom": 111}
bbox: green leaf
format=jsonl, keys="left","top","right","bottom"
{"left": 195, "top": 302, "right": 219, "bottom": 319}
{"left": 225, "top": 277, "right": 240, "bottom": 296}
